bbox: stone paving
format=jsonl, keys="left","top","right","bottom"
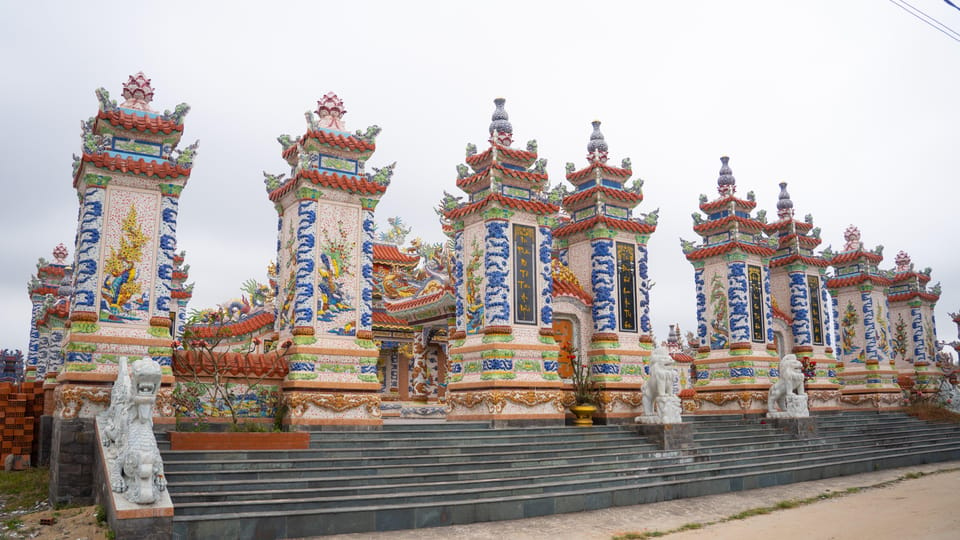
{"left": 313, "top": 460, "right": 960, "bottom": 540}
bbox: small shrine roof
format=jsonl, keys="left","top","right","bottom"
{"left": 465, "top": 143, "right": 537, "bottom": 168}
{"left": 827, "top": 249, "right": 883, "bottom": 266}
{"left": 551, "top": 260, "right": 592, "bottom": 305}
{"left": 373, "top": 244, "right": 420, "bottom": 266}
{"left": 372, "top": 310, "right": 411, "bottom": 331}
{"left": 562, "top": 185, "right": 643, "bottom": 207}
{"left": 186, "top": 311, "right": 276, "bottom": 339}
{"left": 171, "top": 288, "right": 193, "bottom": 300}
{"left": 774, "top": 233, "right": 822, "bottom": 248}
{"left": 769, "top": 254, "right": 830, "bottom": 268}
{"left": 670, "top": 352, "right": 695, "bottom": 363}
{"left": 75, "top": 153, "right": 191, "bottom": 185}
{"left": 444, "top": 193, "right": 558, "bottom": 219}
{"left": 553, "top": 215, "right": 656, "bottom": 238}
{"left": 693, "top": 215, "right": 765, "bottom": 235}
{"left": 268, "top": 170, "right": 387, "bottom": 201}
{"left": 890, "top": 271, "right": 932, "bottom": 284}
{"left": 385, "top": 286, "right": 457, "bottom": 313}
{"left": 97, "top": 109, "right": 183, "bottom": 135}
{"left": 887, "top": 290, "right": 940, "bottom": 303}
{"left": 684, "top": 241, "right": 776, "bottom": 261}
{"left": 772, "top": 304, "right": 793, "bottom": 324}
{"left": 825, "top": 274, "right": 891, "bottom": 288}
{"left": 699, "top": 195, "right": 757, "bottom": 213}
{"left": 172, "top": 350, "right": 289, "bottom": 378}
{"left": 29, "top": 286, "right": 59, "bottom": 296}
{"left": 765, "top": 219, "right": 814, "bottom": 235}
{"left": 565, "top": 161, "right": 632, "bottom": 183}
{"left": 283, "top": 130, "right": 375, "bottom": 160}
{"left": 455, "top": 163, "right": 548, "bottom": 189}
{"left": 37, "top": 299, "right": 70, "bottom": 328}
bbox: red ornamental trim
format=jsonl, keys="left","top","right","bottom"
{"left": 172, "top": 351, "right": 289, "bottom": 378}
{"left": 372, "top": 311, "right": 410, "bottom": 328}
{"left": 828, "top": 250, "right": 883, "bottom": 265}
{"left": 824, "top": 274, "right": 892, "bottom": 288}
{"left": 890, "top": 272, "right": 932, "bottom": 284}
{"left": 75, "top": 154, "right": 191, "bottom": 185}
{"left": 465, "top": 143, "right": 537, "bottom": 167}
{"left": 186, "top": 311, "right": 276, "bottom": 339}
{"left": 455, "top": 163, "right": 547, "bottom": 189}
{"left": 268, "top": 170, "right": 386, "bottom": 201}
{"left": 444, "top": 193, "right": 558, "bottom": 219}
{"left": 553, "top": 278, "right": 593, "bottom": 305}
{"left": 887, "top": 291, "right": 940, "bottom": 303}
{"left": 684, "top": 241, "right": 776, "bottom": 261}
{"left": 772, "top": 305, "right": 793, "bottom": 324}
{"left": 372, "top": 244, "right": 419, "bottom": 265}
{"left": 698, "top": 195, "right": 757, "bottom": 213}
{"left": 561, "top": 185, "right": 643, "bottom": 207}
{"left": 97, "top": 110, "right": 183, "bottom": 134}
{"left": 282, "top": 130, "right": 375, "bottom": 160}
{"left": 693, "top": 214, "right": 765, "bottom": 235}
{"left": 553, "top": 215, "right": 656, "bottom": 238}
{"left": 386, "top": 287, "right": 456, "bottom": 312}
{"left": 764, "top": 220, "right": 814, "bottom": 235}
{"left": 565, "top": 162, "right": 632, "bottom": 183}
{"left": 769, "top": 254, "right": 830, "bottom": 268}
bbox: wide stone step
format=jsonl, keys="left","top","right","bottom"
{"left": 171, "top": 443, "right": 960, "bottom": 538}
{"left": 305, "top": 431, "right": 640, "bottom": 449}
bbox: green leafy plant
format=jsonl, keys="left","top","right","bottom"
{"left": 563, "top": 341, "right": 597, "bottom": 405}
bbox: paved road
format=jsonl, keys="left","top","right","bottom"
{"left": 316, "top": 461, "right": 960, "bottom": 540}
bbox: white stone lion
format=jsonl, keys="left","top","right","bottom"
{"left": 767, "top": 354, "right": 808, "bottom": 417}
{"left": 639, "top": 347, "right": 682, "bottom": 424}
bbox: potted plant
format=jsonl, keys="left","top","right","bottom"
{"left": 563, "top": 341, "right": 598, "bottom": 426}
{"left": 168, "top": 308, "right": 308, "bottom": 450}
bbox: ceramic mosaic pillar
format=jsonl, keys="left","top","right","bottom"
{"left": 444, "top": 98, "right": 563, "bottom": 426}
{"left": 682, "top": 157, "right": 779, "bottom": 414}
{"left": 826, "top": 226, "right": 901, "bottom": 410}
{"left": 765, "top": 183, "right": 840, "bottom": 410}
{"left": 553, "top": 121, "right": 656, "bottom": 422}
{"left": 170, "top": 251, "right": 192, "bottom": 339}
{"left": 51, "top": 73, "right": 194, "bottom": 504}
{"left": 885, "top": 251, "right": 942, "bottom": 396}
{"left": 26, "top": 245, "right": 70, "bottom": 380}
{"left": 265, "top": 92, "right": 389, "bottom": 428}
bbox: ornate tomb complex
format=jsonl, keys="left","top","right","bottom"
{"left": 19, "top": 75, "right": 960, "bottom": 525}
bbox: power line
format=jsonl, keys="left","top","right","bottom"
{"left": 888, "top": 0, "right": 960, "bottom": 42}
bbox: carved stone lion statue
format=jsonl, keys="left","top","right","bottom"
{"left": 99, "top": 356, "right": 167, "bottom": 504}
{"left": 767, "top": 354, "right": 808, "bottom": 417}
{"left": 639, "top": 347, "right": 682, "bottom": 424}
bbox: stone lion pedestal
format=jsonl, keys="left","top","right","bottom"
{"left": 766, "top": 355, "right": 817, "bottom": 439}
{"left": 635, "top": 349, "right": 693, "bottom": 450}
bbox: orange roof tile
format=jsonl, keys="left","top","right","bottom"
{"left": 456, "top": 163, "right": 547, "bottom": 189}
{"left": 282, "top": 130, "right": 376, "bottom": 160}
{"left": 684, "top": 241, "right": 776, "bottom": 261}
{"left": 444, "top": 193, "right": 558, "bottom": 219}
{"left": 825, "top": 274, "right": 891, "bottom": 289}
{"left": 76, "top": 153, "right": 191, "bottom": 185}
{"left": 185, "top": 311, "right": 276, "bottom": 339}
{"left": 693, "top": 214, "right": 765, "bottom": 235}
{"left": 268, "top": 170, "right": 387, "bottom": 201}
{"left": 373, "top": 244, "right": 420, "bottom": 266}
{"left": 562, "top": 186, "right": 643, "bottom": 207}
{"left": 553, "top": 215, "right": 656, "bottom": 238}
{"left": 828, "top": 250, "right": 883, "bottom": 266}
{"left": 698, "top": 195, "right": 757, "bottom": 213}
{"left": 772, "top": 305, "right": 793, "bottom": 323}
{"left": 764, "top": 219, "right": 814, "bottom": 235}
{"left": 565, "top": 161, "right": 632, "bottom": 183}
{"left": 385, "top": 287, "right": 456, "bottom": 312}
{"left": 769, "top": 254, "right": 830, "bottom": 268}
{"left": 372, "top": 311, "right": 411, "bottom": 329}
{"left": 886, "top": 291, "right": 940, "bottom": 303}
{"left": 97, "top": 110, "right": 183, "bottom": 134}
{"left": 890, "top": 271, "right": 932, "bottom": 284}
{"left": 465, "top": 144, "right": 537, "bottom": 168}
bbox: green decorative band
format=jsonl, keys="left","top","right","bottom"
{"left": 159, "top": 183, "right": 185, "bottom": 197}
{"left": 725, "top": 253, "right": 748, "bottom": 262}
{"left": 449, "top": 354, "right": 463, "bottom": 362}
{"left": 316, "top": 363, "right": 357, "bottom": 373}
{"left": 691, "top": 261, "right": 706, "bottom": 269}
{"left": 592, "top": 354, "right": 621, "bottom": 364}
{"left": 729, "top": 348, "right": 753, "bottom": 356}
{"left": 451, "top": 339, "right": 465, "bottom": 348}
{"left": 620, "top": 363, "right": 643, "bottom": 376}
{"left": 287, "top": 372, "right": 318, "bottom": 380}
{"left": 638, "top": 341, "right": 653, "bottom": 351}
{"left": 515, "top": 359, "right": 541, "bottom": 372}
{"left": 98, "top": 354, "right": 118, "bottom": 364}
{"left": 65, "top": 363, "right": 96, "bottom": 372}
{"left": 586, "top": 227, "right": 616, "bottom": 240}
{"left": 592, "top": 340, "right": 621, "bottom": 348}
{"left": 451, "top": 221, "right": 465, "bottom": 232}
{"left": 482, "top": 207, "right": 515, "bottom": 220}
{"left": 555, "top": 238, "right": 568, "bottom": 248}
{"left": 541, "top": 350, "right": 559, "bottom": 359}
{"left": 859, "top": 284, "right": 874, "bottom": 292}
{"left": 730, "top": 377, "right": 757, "bottom": 385}
{"left": 148, "top": 326, "right": 172, "bottom": 339}
{"left": 907, "top": 300, "right": 923, "bottom": 308}
{"left": 70, "top": 322, "right": 99, "bottom": 334}
{"left": 634, "top": 234, "right": 651, "bottom": 244}
{"left": 541, "top": 373, "right": 560, "bottom": 381}
{"left": 785, "top": 263, "right": 808, "bottom": 272}
{"left": 537, "top": 215, "right": 559, "bottom": 227}
{"left": 66, "top": 342, "right": 97, "bottom": 353}
{"left": 480, "top": 349, "right": 516, "bottom": 359}
{"left": 147, "top": 346, "right": 171, "bottom": 356}
{"left": 538, "top": 335, "right": 557, "bottom": 345}
{"left": 359, "top": 198, "right": 380, "bottom": 210}
{"left": 274, "top": 202, "right": 284, "bottom": 215}
{"left": 482, "top": 333, "right": 515, "bottom": 344}
{"left": 287, "top": 353, "right": 317, "bottom": 363}
{"left": 84, "top": 174, "right": 111, "bottom": 188}
{"left": 464, "top": 360, "right": 481, "bottom": 373}
{"left": 293, "top": 335, "right": 318, "bottom": 345}
{"left": 481, "top": 371, "right": 517, "bottom": 380}
{"left": 355, "top": 338, "right": 377, "bottom": 349}
{"left": 296, "top": 187, "right": 322, "bottom": 201}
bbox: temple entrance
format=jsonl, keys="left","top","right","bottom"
{"left": 553, "top": 317, "right": 576, "bottom": 378}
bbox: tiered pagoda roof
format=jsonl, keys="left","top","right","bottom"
{"left": 886, "top": 251, "right": 939, "bottom": 303}
{"left": 766, "top": 182, "right": 828, "bottom": 268}
{"left": 551, "top": 260, "right": 592, "bottom": 305}
{"left": 373, "top": 243, "right": 420, "bottom": 268}
{"left": 683, "top": 156, "right": 775, "bottom": 261}
{"left": 443, "top": 98, "right": 557, "bottom": 221}
{"left": 267, "top": 92, "right": 387, "bottom": 201}
{"left": 824, "top": 225, "right": 890, "bottom": 288}
{"left": 170, "top": 251, "right": 193, "bottom": 303}
{"left": 554, "top": 121, "right": 655, "bottom": 238}
{"left": 28, "top": 245, "right": 70, "bottom": 298}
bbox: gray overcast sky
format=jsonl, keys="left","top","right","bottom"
{"left": 2, "top": 1, "right": 959, "bottom": 355}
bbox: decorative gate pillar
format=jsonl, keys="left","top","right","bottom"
{"left": 885, "top": 251, "right": 942, "bottom": 396}
{"left": 553, "top": 121, "right": 656, "bottom": 423}
{"left": 52, "top": 73, "right": 195, "bottom": 504}
{"left": 825, "top": 226, "right": 901, "bottom": 410}
{"left": 266, "top": 92, "right": 390, "bottom": 428}
{"left": 681, "top": 157, "right": 778, "bottom": 414}
{"left": 444, "top": 98, "right": 563, "bottom": 426}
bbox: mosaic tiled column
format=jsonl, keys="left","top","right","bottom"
{"left": 538, "top": 216, "right": 554, "bottom": 327}
{"left": 788, "top": 266, "right": 812, "bottom": 348}
{"left": 359, "top": 198, "right": 377, "bottom": 334}
{"left": 694, "top": 264, "right": 707, "bottom": 346}
{"left": 726, "top": 256, "right": 750, "bottom": 345}
{"left": 483, "top": 213, "right": 511, "bottom": 329}
{"left": 636, "top": 236, "right": 652, "bottom": 335}
{"left": 150, "top": 185, "right": 181, "bottom": 333}
{"left": 294, "top": 192, "right": 319, "bottom": 333}
{"left": 71, "top": 177, "right": 108, "bottom": 321}
{"left": 589, "top": 233, "right": 617, "bottom": 335}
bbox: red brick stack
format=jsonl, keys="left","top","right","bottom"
{"left": 0, "top": 381, "right": 44, "bottom": 466}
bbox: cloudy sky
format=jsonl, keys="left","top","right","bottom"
{"left": 2, "top": 1, "right": 959, "bottom": 356}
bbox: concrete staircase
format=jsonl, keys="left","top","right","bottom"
{"left": 162, "top": 412, "right": 960, "bottom": 539}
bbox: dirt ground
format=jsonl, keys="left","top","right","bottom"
{"left": 1, "top": 505, "right": 109, "bottom": 540}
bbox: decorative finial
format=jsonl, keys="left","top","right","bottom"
{"left": 120, "top": 72, "right": 155, "bottom": 111}
{"left": 52, "top": 243, "right": 69, "bottom": 264}
{"left": 895, "top": 250, "right": 912, "bottom": 273}
{"left": 488, "top": 97, "right": 513, "bottom": 146}
{"left": 776, "top": 181, "right": 794, "bottom": 220}
{"left": 842, "top": 225, "right": 861, "bottom": 252}
{"left": 315, "top": 92, "right": 347, "bottom": 130}
{"left": 717, "top": 156, "right": 736, "bottom": 196}
{"left": 586, "top": 120, "right": 609, "bottom": 163}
